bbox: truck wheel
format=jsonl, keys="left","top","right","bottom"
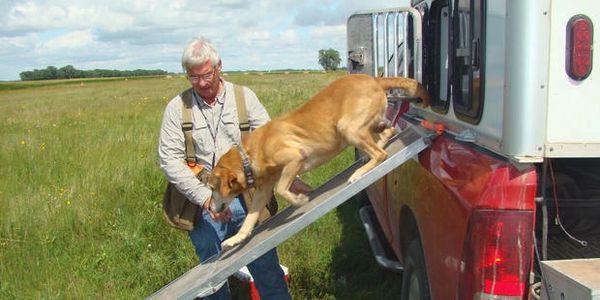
{"left": 401, "top": 238, "right": 431, "bottom": 300}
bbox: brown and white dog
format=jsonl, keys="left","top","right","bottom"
{"left": 209, "top": 74, "right": 429, "bottom": 249}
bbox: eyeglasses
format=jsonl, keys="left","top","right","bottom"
{"left": 187, "top": 69, "right": 216, "bottom": 83}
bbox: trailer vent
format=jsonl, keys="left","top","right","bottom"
{"left": 566, "top": 15, "right": 593, "bottom": 81}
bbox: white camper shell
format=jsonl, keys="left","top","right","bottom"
{"left": 347, "top": 0, "right": 598, "bottom": 163}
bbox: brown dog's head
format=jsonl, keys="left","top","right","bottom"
{"left": 413, "top": 82, "right": 431, "bottom": 108}
{"left": 208, "top": 148, "right": 248, "bottom": 212}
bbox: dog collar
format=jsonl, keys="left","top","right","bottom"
{"left": 236, "top": 145, "right": 255, "bottom": 187}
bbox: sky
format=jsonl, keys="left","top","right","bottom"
{"left": 0, "top": 0, "right": 409, "bottom": 81}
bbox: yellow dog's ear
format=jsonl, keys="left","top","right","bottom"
{"left": 227, "top": 170, "right": 247, "bottom": 193}
{"left": 227, "top": 171, "right": 239, "bottom": 189}
{"left": 208, "top": 170, "right": 226, "bottom": 190}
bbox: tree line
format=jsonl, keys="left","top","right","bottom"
{"left": 19, "top": 65, "right": 169, "bottom": 81}
{"left": 20, "top": 49, "right": 342, "bottom": 81}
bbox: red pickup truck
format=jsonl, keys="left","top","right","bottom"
{"left": 348, "top": 1, "right": 600, "bottom": 299}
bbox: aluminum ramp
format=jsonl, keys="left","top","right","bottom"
{"left": 148, "top": 125, "right": 433, "bottom": 299}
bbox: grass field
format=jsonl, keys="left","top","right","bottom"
{"left": 0, "top": 72, "right": 402, "bottom": 299}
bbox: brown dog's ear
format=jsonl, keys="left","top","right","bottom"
{"left": 227, "top": 171, "right": 241, "bottom": 191}
{"left": 227, "top": 170, "right": 248, "bottom": 193}
{"left": 208, "top": 174, "right": 219, "bottom": 189}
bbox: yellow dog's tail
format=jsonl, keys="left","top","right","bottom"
{"left": 374, "top": 77, "right": 430, "bottom": 107}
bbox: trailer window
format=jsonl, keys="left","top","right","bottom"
{"left": 452, "top": 0, "right": 485, "bottom": 124}
{"left": 428, "top": 0, "right": 451, "bottom": 113}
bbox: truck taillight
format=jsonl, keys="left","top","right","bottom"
{"left": 566, "top": 15, "right": 593, "bottom": 81}
{"left": 460, "top": 210, "right": 533, "bottom": 300}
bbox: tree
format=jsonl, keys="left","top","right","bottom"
{"left": 45, "top": 66, "right": 58, "bottom": 80}
{"left": 318, "top": 48, "right": 341, "bottom": 71}
{"left": 60, "top": 65, "right": 78, "bottom": 79}
{"left": 19, "top": 71, "right": 34, "bottom": 81}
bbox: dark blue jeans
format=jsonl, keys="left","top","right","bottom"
{"left": 189, "top": 198, "right": 291, "bottom": 300}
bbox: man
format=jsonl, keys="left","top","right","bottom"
{"left": 158, "top": 37, "right": 301, "bottom": 299}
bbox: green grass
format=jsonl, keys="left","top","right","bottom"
{"left": 0, "top": 72, "right": 402, "bottom": 299}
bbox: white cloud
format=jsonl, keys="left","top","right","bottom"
{"left": 40, "top": 30, "right": 95, "bottom": 52}
{"left": 240, "top": 30, "right": 272, "bottom": 45}
{"left": 0, "top": 33, "right": 36, "bottom": 52}
{"left": 279, "top": 30, "right": 297, "bottom": 45}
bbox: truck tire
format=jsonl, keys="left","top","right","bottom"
{"left": 401, "top": 238, "right": 431, "bottom": 300}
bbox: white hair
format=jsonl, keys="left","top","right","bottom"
{"left": 181, "top": 37, "right": 221, "bottom": 72}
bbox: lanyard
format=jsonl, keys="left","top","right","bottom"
{"left": 195, "top": 90, "right": 226, "bottom": 168}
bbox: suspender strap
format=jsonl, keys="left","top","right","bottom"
{"left": 233, "top": 84, "right": 250, "bottom": 138}
{"left": 231, "top": 85, "right": 272, "bottom": 221}
{"left": 180, "top": 88, "right": 196, "bottom": 166}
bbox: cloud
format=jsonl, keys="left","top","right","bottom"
{"left": 279, "top": 30, "right": 297, "bottom": 45}
{"left": 292, "top": 1, "right": 346, "bottom": 27}
{"left": 4, "top": 2, "right": 67, "bottom": 29}
{"left": 39, "top": 30, "right": 95, "bottom": 52}
{"left": 0, "top": 33, "right": 35, "bottom": 53}
{"left": 240, "top": 30, "right": 272, "bottom": 45}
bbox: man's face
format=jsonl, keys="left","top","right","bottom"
{"left": 187, "top": 61, "right": 221, "bottom": 101}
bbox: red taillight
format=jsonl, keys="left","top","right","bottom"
{"left": 460, "top": 210, "right": 534, "bottom": 299}
{"left": 566, "top": 15, "right": 593, "bottom": 80}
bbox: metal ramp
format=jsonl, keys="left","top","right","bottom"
{"left": 148, "top": 125, "right": 433, "bottom": 300}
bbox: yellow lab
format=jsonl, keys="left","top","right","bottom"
{"left": 209, "top": 74, "right": 429, "bottom": 249}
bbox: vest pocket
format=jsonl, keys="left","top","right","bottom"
{"left": 221, "top": 118, "right": 240, "bottom": 143}
{"left": 191, "top": 124, "right": 212, "bottom": 157}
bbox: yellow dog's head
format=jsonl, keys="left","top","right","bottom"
{"left": 208, "top": 147, "right": 249, "bottom": 212}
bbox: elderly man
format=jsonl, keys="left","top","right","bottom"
{"left": 158, "top": 37, "right": 297, "bottom": 299}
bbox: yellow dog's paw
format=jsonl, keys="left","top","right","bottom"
{"left": 288, "top": 193, "right": 309, "bottom": 207}
{"left": 348, "top": 172, "right": 363, "bottom": 184}
{"left": 221, "top": 232, "right": 248, "bottom": 250}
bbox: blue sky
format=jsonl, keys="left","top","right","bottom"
{"left": 0, "top": 0, "right": 409, "bottom": 81}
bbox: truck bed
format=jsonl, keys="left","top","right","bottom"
{"left": 540, "top": 158, "right": 600, "bottom": 260}
{"left": 547, "top": 218, "right": 600, "bottom": 259}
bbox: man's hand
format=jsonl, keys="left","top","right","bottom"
{"left": 203, "top": 197, "right": 232, "bottom": 223}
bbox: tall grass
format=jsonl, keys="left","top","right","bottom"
{"left": 0, "top": 73, "right": 402, "bottom": 299}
